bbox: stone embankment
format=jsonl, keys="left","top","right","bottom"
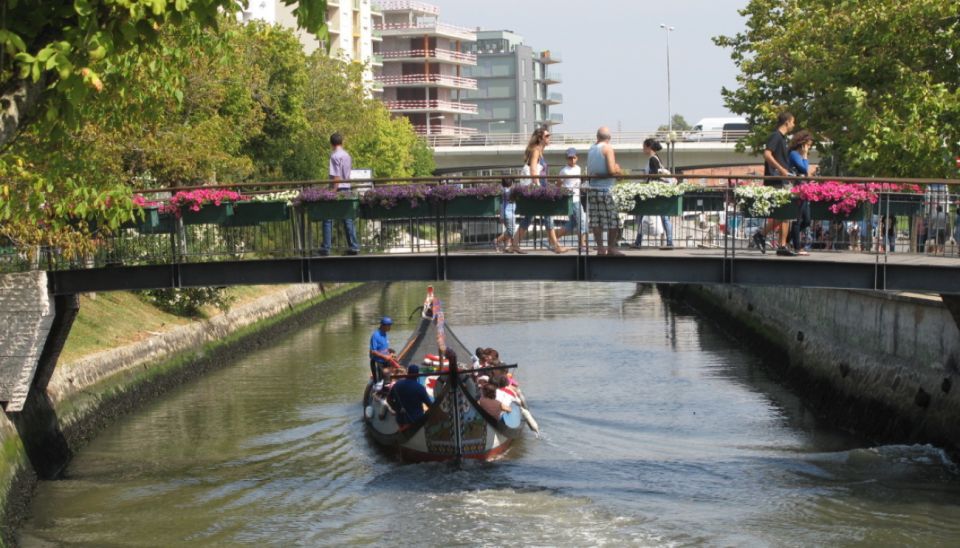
{"left": 0, "top": 282, "right": 372, "bottom": 544}
{"left": 673, "top": 285, "right": 960, "bottom": 452}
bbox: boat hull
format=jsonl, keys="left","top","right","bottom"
{"left": 363, "top": 380, "right": 524, "bottom": 462}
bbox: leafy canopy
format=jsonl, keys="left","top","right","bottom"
{"left": 714, "top": 0, "right": 960, "bottom": 177}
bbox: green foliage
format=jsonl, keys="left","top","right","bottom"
{"left": 714, "top": 0, "right": 960, "bottom": 177}
{"left": 139, "top": 287, "right": 234, "bottom": 317}
{"left": 657, "top": 114, "right": 692, "bottom": 133}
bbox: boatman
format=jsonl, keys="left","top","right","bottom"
{"left": 369, "top": 316, "right": 397, "bottom": 381}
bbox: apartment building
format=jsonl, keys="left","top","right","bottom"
{"left": 461, "top": 30, "right": 563, "bottom": 135}
{"left": 374, "top": 1, "right": 478, "bottom": 137}
{"left": 240, "top": 0, "right": 384, "bottom": 91}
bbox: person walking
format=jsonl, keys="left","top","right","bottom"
{"left": 494, "top": 178, "right": 516, "bottom": 252}
{"left": 586, "top": 126, "right": 624, "bottom": 256}
{"left": 511, "top": 128, "right": 567, "bottom": 254}
{"left": 321, "top": 133, "right": 360, "bottom": 256}
{"left": 631, "top": 138, "right": 674, "bottom": 249}
{"left": 755, "top": 112, "right": 796, "bottom": 256}
{"left": 787, "top": 130, "right": 814, "bottom": 255}
{"left": 930, "top": 204, "right": 948, "bottom": 255}
{"left": 558, "top": 147, "right": 586, "bottom": 249}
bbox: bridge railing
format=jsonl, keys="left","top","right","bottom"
{"left": 2, "top": 174, "right": 959, "bottom": 276}
{"left": 425, "top": 130, "right": 753, "bottom": 147}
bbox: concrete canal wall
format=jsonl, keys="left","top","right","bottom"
{"left": 673, "top": 284, "right": 960, "bottom": 452}
{"left": 0, "top": 282, "right": 373, "bottom": 545}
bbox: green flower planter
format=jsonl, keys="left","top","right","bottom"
{"left": 181, "top": 203, "right": 234, "bottom": 225}
{"left": 226, "top": 201, "right": 290, "bottom": 226}
{"left": 766, "top": 201, "right": 865, "bottom": 220}
{"left": 135, "top": 211, "right": 176, "bottom": 234}
{"left": 361, "top": 201, "right": 432, "bottom": 219}
{"left": 876, "top": 194, "right": 924, "bottom": 216}
{"left": 631, "top": 195, "right": 682, "bottom": 216}
{"left": 515, "top": 196, "right": 573, "bottom": 216}
{"left": 682, "top": 192, "right": 727, "bottom": 212}
{"left": 304, "top": 199, "right": 360, "bottom": 221}
{"left": 440, "top": 196, "right": 500, "bottom": 217}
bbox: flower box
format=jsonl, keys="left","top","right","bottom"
{"left": 181, "top": 203, "right": 235, "bottom": 225}
{"left": 766, "top": 201, "right": 865, "bottom": 220}
{"left": 361, "top": 201, "right": 433, "bottom": 219}
{"left": 225, "top": 201, "right": 290, "bottom": 226}
{"left": 631, "top": 196, "right": 682, "bottom": 216}
{"left": 682, "top": 192, "right": 726, "bottom": 212}
{"left": 133, "top": 209, "right": 176, "bottom": 234}
{"left": 515, "top": 196, "right": 572, "bottom": 216}
{"left": 876, "top": 194, "right": 924, "bottom": 216}
{"left": 441, "top": 195, "right": 500, "bottom": 217}
{"left": 304, "top": 198, "right": 360, "bottom": 221}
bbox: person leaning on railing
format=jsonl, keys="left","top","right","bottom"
{"left": 787, "top": 130, "right": 814, "bottom": 256}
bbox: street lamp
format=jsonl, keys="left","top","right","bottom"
{"left": 660, "top": 23, "right": 675, "bottom": 170}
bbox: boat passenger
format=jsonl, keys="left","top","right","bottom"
{"left": 477, "top": 383, "right": 510, "bottom": 420}
{"left": 392, "top": 364, "right": 433, "bottom": 425}
{"left": 369, "top": 316, "right": 397, "bottom": 381}
{"left": 494, "top": 375, "right": 522, "bottom": 407}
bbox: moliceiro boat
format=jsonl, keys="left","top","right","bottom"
{"left": 362, "top": 287, "right": 535, "bottom": 461}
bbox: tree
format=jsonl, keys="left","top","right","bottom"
{"left": 657, "top": 114, "right": 691, "bottom": 133}
{"left": 0, "top": 0, "right": 327, "bottom": 149}
{"left": 714, "top": 0, "right": 960, "bottom": 177}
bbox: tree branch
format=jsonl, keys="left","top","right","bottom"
{"left": 0, "top": 74, "right": 50, "bottom": 150}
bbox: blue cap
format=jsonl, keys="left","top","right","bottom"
{"left": 407, "top": 364, "right": 420, "bottom": 375}
{"left": 565, "top": 147, "right": 578, "bottom": 157}
{"left": 380, "top": 316, "right": 393, "bottom": 326}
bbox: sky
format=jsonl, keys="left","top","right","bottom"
{"left": 427, "top": 0, "right": 750, "bottom": 133}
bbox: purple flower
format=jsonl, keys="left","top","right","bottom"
{"left": 511, "top": 184, "right": 570, "bottom": 201}
{"left": 294, "top": 188, "right": 343, "bottom": 205}
{"left": 360, "top": 184, "right": 429, "bottom": 209}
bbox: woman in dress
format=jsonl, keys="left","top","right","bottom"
{"left": 510, "top": 128, "right": 567, "bottom": 254}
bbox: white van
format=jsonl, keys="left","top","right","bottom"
{"left": 683, "top": 117, "right": 750, "bottom": 142}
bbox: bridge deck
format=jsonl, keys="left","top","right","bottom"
{"left": 47, "top": 247, "right": 960, "bottom": 295}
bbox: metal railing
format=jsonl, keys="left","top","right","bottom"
{"left": 384, "top": 100, "right": 478, "bottom": 114}
{"left": 424, "top": 130, "right": 753, "bottom": 147}
{"left": 4, "top": 175, "right": 958, "bottom": 288}
{"left": 380, "top": 48, "right": 477, "bottom": 64}
{"left": 410, "top": 125, "right": 478, "bottom": 136}
{"left": 374, "top": 1, "right": 440, "bottom": 14}
{"left": 373, "top": 22, "right": 475, "bottom": 41}
{"left": 375, "top": 73, "right": 477, "bottom": 89}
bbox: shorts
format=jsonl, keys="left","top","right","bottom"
{"left": 936, "top": 229, "right": 946, "bottom": 245}
{"left": 587, "top": 190, "right": 621, "bottom": 230}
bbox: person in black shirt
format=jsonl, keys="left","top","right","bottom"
{"left": 754, "top": 112, "right": 796, "bottom": 255}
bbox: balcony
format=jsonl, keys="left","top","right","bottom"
{"left": 383, "top": 100, "right": 479, "bottom": 114}
{"left": 376, "top": 73, "right": 477, "bottom": 90}
{"left": 538, "top": 50, "right": 562, "bottom": 64}
{"left": 412, "top": 125, "right": 478, "bottom": 137}
{"left": 539, "top": 92, "right": 563, "bottom": 105}
{"left": 375, "top": 1, "right": 440, "bottom": 14}
{"left": 380, "top": 48, "right": 477, "bottom": 65}
{"left": 371, "top": 53, "right": 384, "bottom": 66}
{"left": 374, "top": 21, "right": 475, "bottom": 41}
{"left": 539, "top": 71, "right": 562, "bottom": 84}
{"left": 537, "top": 112, "right": 563, "bottom": 125}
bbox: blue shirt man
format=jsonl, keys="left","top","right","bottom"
{"left": 392, "top": 364, "right": 433, "bottom": 424}
{"left": 369, "top": 316, "right": 394, "bottom": 380}
{"left": 321, "top": 132, "right": 360, "bottom": 256}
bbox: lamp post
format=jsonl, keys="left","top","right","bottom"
{"left": 660, "top": 23, "right": 675, "bottom": 170}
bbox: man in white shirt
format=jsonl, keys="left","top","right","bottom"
{"left": 557, "top": 147, "right": 586, "bottom": 248}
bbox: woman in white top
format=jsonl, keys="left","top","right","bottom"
{"left": 511, "top": 128, "right": 568, "bottom": 253}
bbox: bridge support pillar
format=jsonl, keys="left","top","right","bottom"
{"left": 942, "top": 294, "right": 960, "bottom": 334}
{"left": 7, "top": 294, "right": 78, "bottom": 480}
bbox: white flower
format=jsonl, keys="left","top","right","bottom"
{"left": 733, "top": 185, "right": 792, "bottom": 217}
{"left": 247, "top": 191, "right": 299, "bottom": 205}
{"left": 612, "top": 181, "right": 692, "bottom": 213}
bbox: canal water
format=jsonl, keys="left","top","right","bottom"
{"left": 19, "top": 283, "right": 960, "bottom": 546}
